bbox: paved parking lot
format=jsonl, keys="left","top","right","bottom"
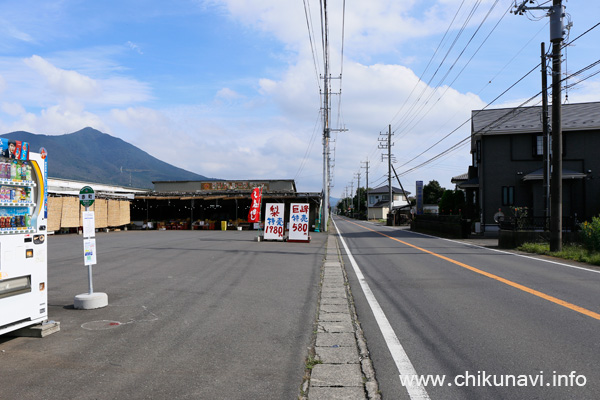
{"left": 0, "top": 230, "right": 327, "bottom": 400}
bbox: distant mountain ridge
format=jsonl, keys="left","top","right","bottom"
{"left": 0, "top": 127, "right": 211, "bottom": 189}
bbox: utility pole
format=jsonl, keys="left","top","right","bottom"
{"left": 541, "top": 42, "right": 551, "bottom": 226}
{"left": 549, "top": 0, "right": 565, "bottom": 251}
{"left": 344, "top": 186, "right": 348, "bottom": 216}
{"left": 513, "top": 0, "right": 566, "bottom": 251}
{"left": 378, "top": 125, "right": 394, "bottom": 225}
{"left": 355, "top": 171, "right": 361, "bottom": 218}
{"left": 362, "top": 159, "right": 370, "bottom": 220}
{"left": 388, "top": 125, "right": 392, "bottom": 221}
{"left": 349, "top": 180, "right": 354, "bottom": 219}
{"left": 321, "top": 0, "right": 331, "bottom": 232}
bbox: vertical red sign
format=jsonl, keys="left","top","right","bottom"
{"left": 248, "top": 187, "right": 262, "bottom": 223}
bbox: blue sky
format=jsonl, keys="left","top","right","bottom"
{"left": 0, "top": 0, "right": 599, "bottom": 196}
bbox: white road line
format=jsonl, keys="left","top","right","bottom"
{"left": 333, "top": 218, "right": 430, "bottom": 400}
{"left": 405, "top": 229, "right": 600, "bottom": 275}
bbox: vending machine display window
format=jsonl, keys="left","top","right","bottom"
{"left": 0, "top": 158, "right": 38, "bottom": 234}
{"left": 0, "top": 143, "right": 48, "bottom": 336}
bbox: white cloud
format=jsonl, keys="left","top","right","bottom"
{"left": 1, "top": 102, "right": 25, "bottom": 117}
{"left": 0, "top": 19, "right": 35, "bottom": 43}
{"left": 24, "top": 55, "right": 101, "bottom": 99}
{"left": 7, "top": 100, "right": 109, "bottom": 135}
{"left": 126, "top": 41, "right": 143, "bottom": 55}
{"left": 215, "top": 87, "right": 244, "bottom": 101}
{"left": 14, "top": 55, "right": 152, "bottom": 107}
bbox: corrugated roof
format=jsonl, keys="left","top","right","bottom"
{"left": 472, "top": 102, "right": 600, "bottom": 135}
{"left": 451, "top": 172, "right": 469, "bottom": 183}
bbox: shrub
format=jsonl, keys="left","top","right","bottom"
{"left": 513, "top": 206, "right": 529, "bottom": 230}
{"left": 580, "top": 216, "right": 600, "bottom": 252}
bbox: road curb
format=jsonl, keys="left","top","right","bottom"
{"left": 300, "top": 233, "right": 381, "bottom": 399}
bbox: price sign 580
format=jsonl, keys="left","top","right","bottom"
{"left": 292, "top": 223, "right": 308, "bottom": 233}
{"left": 289, "top": 203, "right": 310, "bottom": 241}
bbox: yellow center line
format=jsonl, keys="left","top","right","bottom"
{"left": 342, "top": 218, "right": 600, "bottom": 321}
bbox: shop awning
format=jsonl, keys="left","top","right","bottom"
{"left": 522, "top": 168, "right": 587, "bottom": 181}
{"left": 457, "top": 177, "right": 479, "bottom": 188}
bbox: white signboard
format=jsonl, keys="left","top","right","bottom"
{"left": 82, "top": 211, "right": 96, "bottom": 238}
{"left": 83, "top": 238, "right": 97, "bottom": 266}
{"left": 264, "top": 203, "right": 285, "bottom": 241}
{"left": 289, "top": 203, "right": 310, "bottom": 241}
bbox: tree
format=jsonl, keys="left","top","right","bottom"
{"left": 354, "top": 187, "right": 368, "bottom": 219}
{"left": 439, "top": 189, "right": 466, "bottom": 215}
{"left": 336, "top": 197, "right": 353, "bottom": 216}
{"left": 423, "top": 180, "right": 445, "bottom": 204}
{"left": 453, "top": 190, "right": 465, "bottom": 214}
{"left": 438, "top": 190, "right": 454, "bottom": 214}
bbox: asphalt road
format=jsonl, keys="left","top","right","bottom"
{"left": 333, "top": 216, "right": 600, "bottom": 400}
{"left": 0, "top": 230, "right": 326, "bottom": 400}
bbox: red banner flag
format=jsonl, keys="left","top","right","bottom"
{"left": 248, "top": 187, "right": 262, "bottom": 223}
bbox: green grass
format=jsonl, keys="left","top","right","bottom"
{"left": 305, "top": 355, "right": 323, "bottom": 370}
{"left": 518, "top": 242, "right": 600, "bottom": 266}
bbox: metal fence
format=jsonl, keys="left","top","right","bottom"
{"left": 499, "top": 216, "right": 579, "bottom": 232}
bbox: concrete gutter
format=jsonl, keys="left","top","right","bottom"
{"left": 301, "top": 234, "right": 381, "bottom": 399}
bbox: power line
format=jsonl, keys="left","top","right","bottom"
{"left": 302, "top": 0, "right": 322, "bottom": 92}
{"left": 397, "top": 57, "right": 600, "bottom": 177}
{"left": 397, "top": 61, "right": 541, "bottom": 169}
{"left": 391, "top": 0, "right": 483, "bottom": 135}
{"left": 394, "top": 0, "right": 505, "bottom": 141}
{"left": 294, "top": 109, "right": 323, "bottom": 181}
{"left": 387, "top": 0, "right": 468, "bottom": 130}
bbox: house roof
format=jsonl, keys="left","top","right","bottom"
{"left": 369, "top": 185, "right": 411, "bottom": 195}
{"left": 471, "top": 102, "right": 600, "bottom": 135}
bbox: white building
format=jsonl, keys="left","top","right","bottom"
{"left": 367, "top": 185, "right": 410, "bottom": 220}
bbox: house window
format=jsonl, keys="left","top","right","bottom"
{"left": 535, "top": 135, "right": 544, "bottom": 156}
{"left": 534, "top": 134, "right": 563, "bottom": 157}
{"left": 502, "top": 186, "right": 514, "bottom": 206}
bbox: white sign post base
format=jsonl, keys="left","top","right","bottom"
{"left": 74, "top": 292, "right": 108, "bottom": 310}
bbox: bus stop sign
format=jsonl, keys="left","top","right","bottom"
{"left": 79, "top": 186, "right": 95, "bottom": 208}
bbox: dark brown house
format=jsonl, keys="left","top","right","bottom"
{"left": 455, "top": 101, "right": 600, "bottom": 234}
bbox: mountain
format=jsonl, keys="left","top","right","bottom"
{"left": 330, "top": 197, "right": 341, "bottom": 208}
{"left": 1, "top": 127, "right": 211, "bottom": 189}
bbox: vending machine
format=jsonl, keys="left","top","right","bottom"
{"left": 0, "top": 140, "right": 48, "bottom": 336}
